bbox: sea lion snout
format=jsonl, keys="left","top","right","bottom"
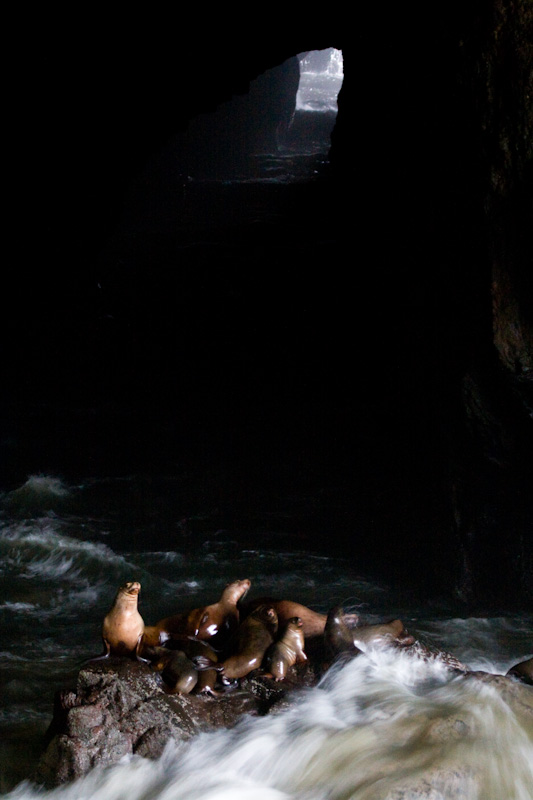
{"left": 122, "top": 581, "right": 141, "bottom": 596}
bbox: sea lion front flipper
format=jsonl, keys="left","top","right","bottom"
{"left": 80, "top": 638, "right": 112, "bottom": 666}
{"left": 134, "top": 633, "right": 151, "bottom": 664}
{"left": 191, "top": 654, "right": 224, "bottom": 672}
{"left": 198, "top": 678, "right": 240, "bottom": 697}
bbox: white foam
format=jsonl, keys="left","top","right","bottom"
{"left": 5, "top": 652, "right": 532, "bottom": 800}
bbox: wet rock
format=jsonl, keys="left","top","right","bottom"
{"left": 506, "top": 656, "right": 533, "bottom": 686}
{"left": 33, "top": 656, "right": 313, "bottom": 788}
{"left": 33, "top": 647, "right": 532, "bottom": 789}
{"left": 464, "top": 670, "right": 533, "bottom": 722}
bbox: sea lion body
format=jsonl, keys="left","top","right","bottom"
{"left": 506, "top": 657, "right": 533, "bottom": 685}
{"left": 241, "top": 597, "right": 327, "bottom": 638}
{"left": 324, "top": 605, "right": 363, "bottom": 662}
{"left": 148, "top": 640, "right": 232, "bottom": 696}
{"left": 149, "top": 578, "right": 251, "bottom": 648}
{"left": 221, "top": 604, "right": 278, "bottom": 679}
{"left": 195, "top": 578, "right": 252, "bottom": 645}
{"left": 152, "top": 649, "right": 199, "bottom": 695}
{"left": 170, "top": 637, "right": 227, "bottom": 695}
{"left": 143, "top": 609, "right": 198, "bottom": 646}
{"left": 265, "top": 617, "right": 307, "bottom": 680}
{"left": 351, "top": 619, "right": 416, "bottom": 652}
{"left": 101, "top": 581, "right": 145, "bottom": 659}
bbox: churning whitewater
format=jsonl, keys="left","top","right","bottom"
{"left": 1, "top": 475, "right": 532, "bottom": 799}
{"left": 5, "top": 651, "right": 533, "bottom": 800}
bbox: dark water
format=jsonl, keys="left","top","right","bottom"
{"left": 1, "top": 60, "right": 532, "bottom": 797}
{"left": 0, "top": 473, "right": 532, "bottom": 797}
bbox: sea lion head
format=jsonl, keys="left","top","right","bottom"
{"left": 286, "top": 616, "right": 304, "bottom": 631}
{"left": 351, "top": 618, "right": 415, "bottom": 651}
{"left": 324, "top": 605, "right": 362, "bottom": 660}
{"left": 117, "top": 581, "right": 141, "bottom": 601}
{"left": 251, "top": 604, "right": 278, "bottom": 635}
{"left": 326, "top": 605, "right": 345, "bottom": 626}
{"left": 284, "top": 617, "right": 305, "bottom": 648}
{"left": 222, "top": 578, "right": 252, "bottom": 605}
{"left": 192, "top": 579, "right": 253, "bottom": 640}
{"left": 150, "top": 649, "right": 173, "bottom": 672}
{"left": 387, "top": 620, "right": 415, "bottom": 647}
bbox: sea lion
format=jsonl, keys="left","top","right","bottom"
{"left": 240, "top": 597, "right": 327, "bottom": 638}
{"left": 506, "top": 657, "right": 533, "bottom": 685}
{"left": 323, "top": 605, "right": 363, "bottom": 663}
{"left": 98, "top": 581, "right": 146, "bottom": 660}
{"left": 163, "top": 638, "right": 234, "bottom": 696}
{"left": 350, "top": 619, "right": 416, "bottom": 652}
{"left": 151, "top": 649, "right": 199, "bottom": 695}
{"left": 194, "top": 578, "right": 252, "bottom": 645}
{"left": 221, "top": 604, "right": 279, "bottom": 680}
{"left": 264, "top": 617, "right": 307, "bottom": 681}
{"left": 146, "top": 578, "right": 251, "bottom": 648}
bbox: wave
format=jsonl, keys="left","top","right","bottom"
{"left": 411, "top": 615, "right": 533, "bottom": 674}
{"left": 0, "top": 522, "right": 133, "bottom": 583}
{"left": 5, "top": 651, "right": 533, "bottom": 800}
{"left": 0, "top": 475, "right": 73, "bottom": 515}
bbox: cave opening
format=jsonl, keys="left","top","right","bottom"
{"left": 281, "top": 48, "right": 344, "bottom": 157}
{"left": 179, "top": 48, "right": 343, "bottom": 183}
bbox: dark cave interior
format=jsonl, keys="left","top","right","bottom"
{"left": 2, "top": 5, "right": 532, "bottom": 606}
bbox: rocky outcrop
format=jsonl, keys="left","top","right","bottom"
{"left": 33, "top": 648, "right": 533, "bottom": 789}
{"left": 33, "top": 656, "right": 319, "bottom": 788}
{"left": 3, "top": 2, "right": 532, "bottom": 607}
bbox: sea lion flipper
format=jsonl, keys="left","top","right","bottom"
{"left": 199, "top": 678, "right": 240, "bottom": 696}
{"left": 135, "top": 633, "right": 151, "bottom": 664}
{"left": 78, "top": 639, "right": 111, "bottom": 667}
{"left": 191, "top": 654, "right": 221, "bottom": 672}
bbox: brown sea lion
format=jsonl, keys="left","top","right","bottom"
{"left": 506, "top": 657, "right": 533, "bottom": 686}
{"left": 142, "top": 613, "right": 192, "bottom": 647}
{"left": 264, "top": 617, "right": 307, "bottom": 681}
{"left": 145, "top": 578, "right": 251, "bottom": 648}
{"left": 151, "top": 649, "right": 199, "bottom": 695}
{"left": 98, "top": 581, "right": 146, "bottom": 660}
{"left": 240, "top": 597, "right": 327, "bottom": 638}
{"left": 165, "top": 638, "right": 234, "bottom": 696}
{"left": 350, "top": 619, "right": 416, "bottom": 652}
{"left": 323, "top": 605, "right": 363, "bottom": 663}
{"left": 221, "top": 604, "right": 279, "bottom": 680}
{"left": 194, "top": 578, "right": 252, "bottom": 645}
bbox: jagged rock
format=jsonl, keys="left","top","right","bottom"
{"left": 33, "top": 655, "right": 317, "bottom": 788}
{"left": 32, "top": 639, "right": 533, "bottom": 790}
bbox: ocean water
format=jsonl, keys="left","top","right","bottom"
{"left": 1, "top": 474, "right": 532, "bottom": 799}
{"left": 297, "top": 49, "right": 344, "bottom": 113}
{"left": 1, "top": 49, "right": 532, "bottom": 800}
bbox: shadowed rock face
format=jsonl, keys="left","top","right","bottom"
{"left": 3, "top": 2, "right": 532, "bottom": 606}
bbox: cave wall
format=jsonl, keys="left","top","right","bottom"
{"left": 5, "top": 4, "right": 532, "bottom": 604}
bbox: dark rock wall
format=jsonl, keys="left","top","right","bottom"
{"left": 5, "top": 4, "right": 532, "bottom": 604}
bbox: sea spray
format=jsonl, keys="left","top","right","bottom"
{"left": 3, "top": 650, "right": 533, "bottom": 800}
{"left": 1, "top": 474, "right": 532, "bottom": 797}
